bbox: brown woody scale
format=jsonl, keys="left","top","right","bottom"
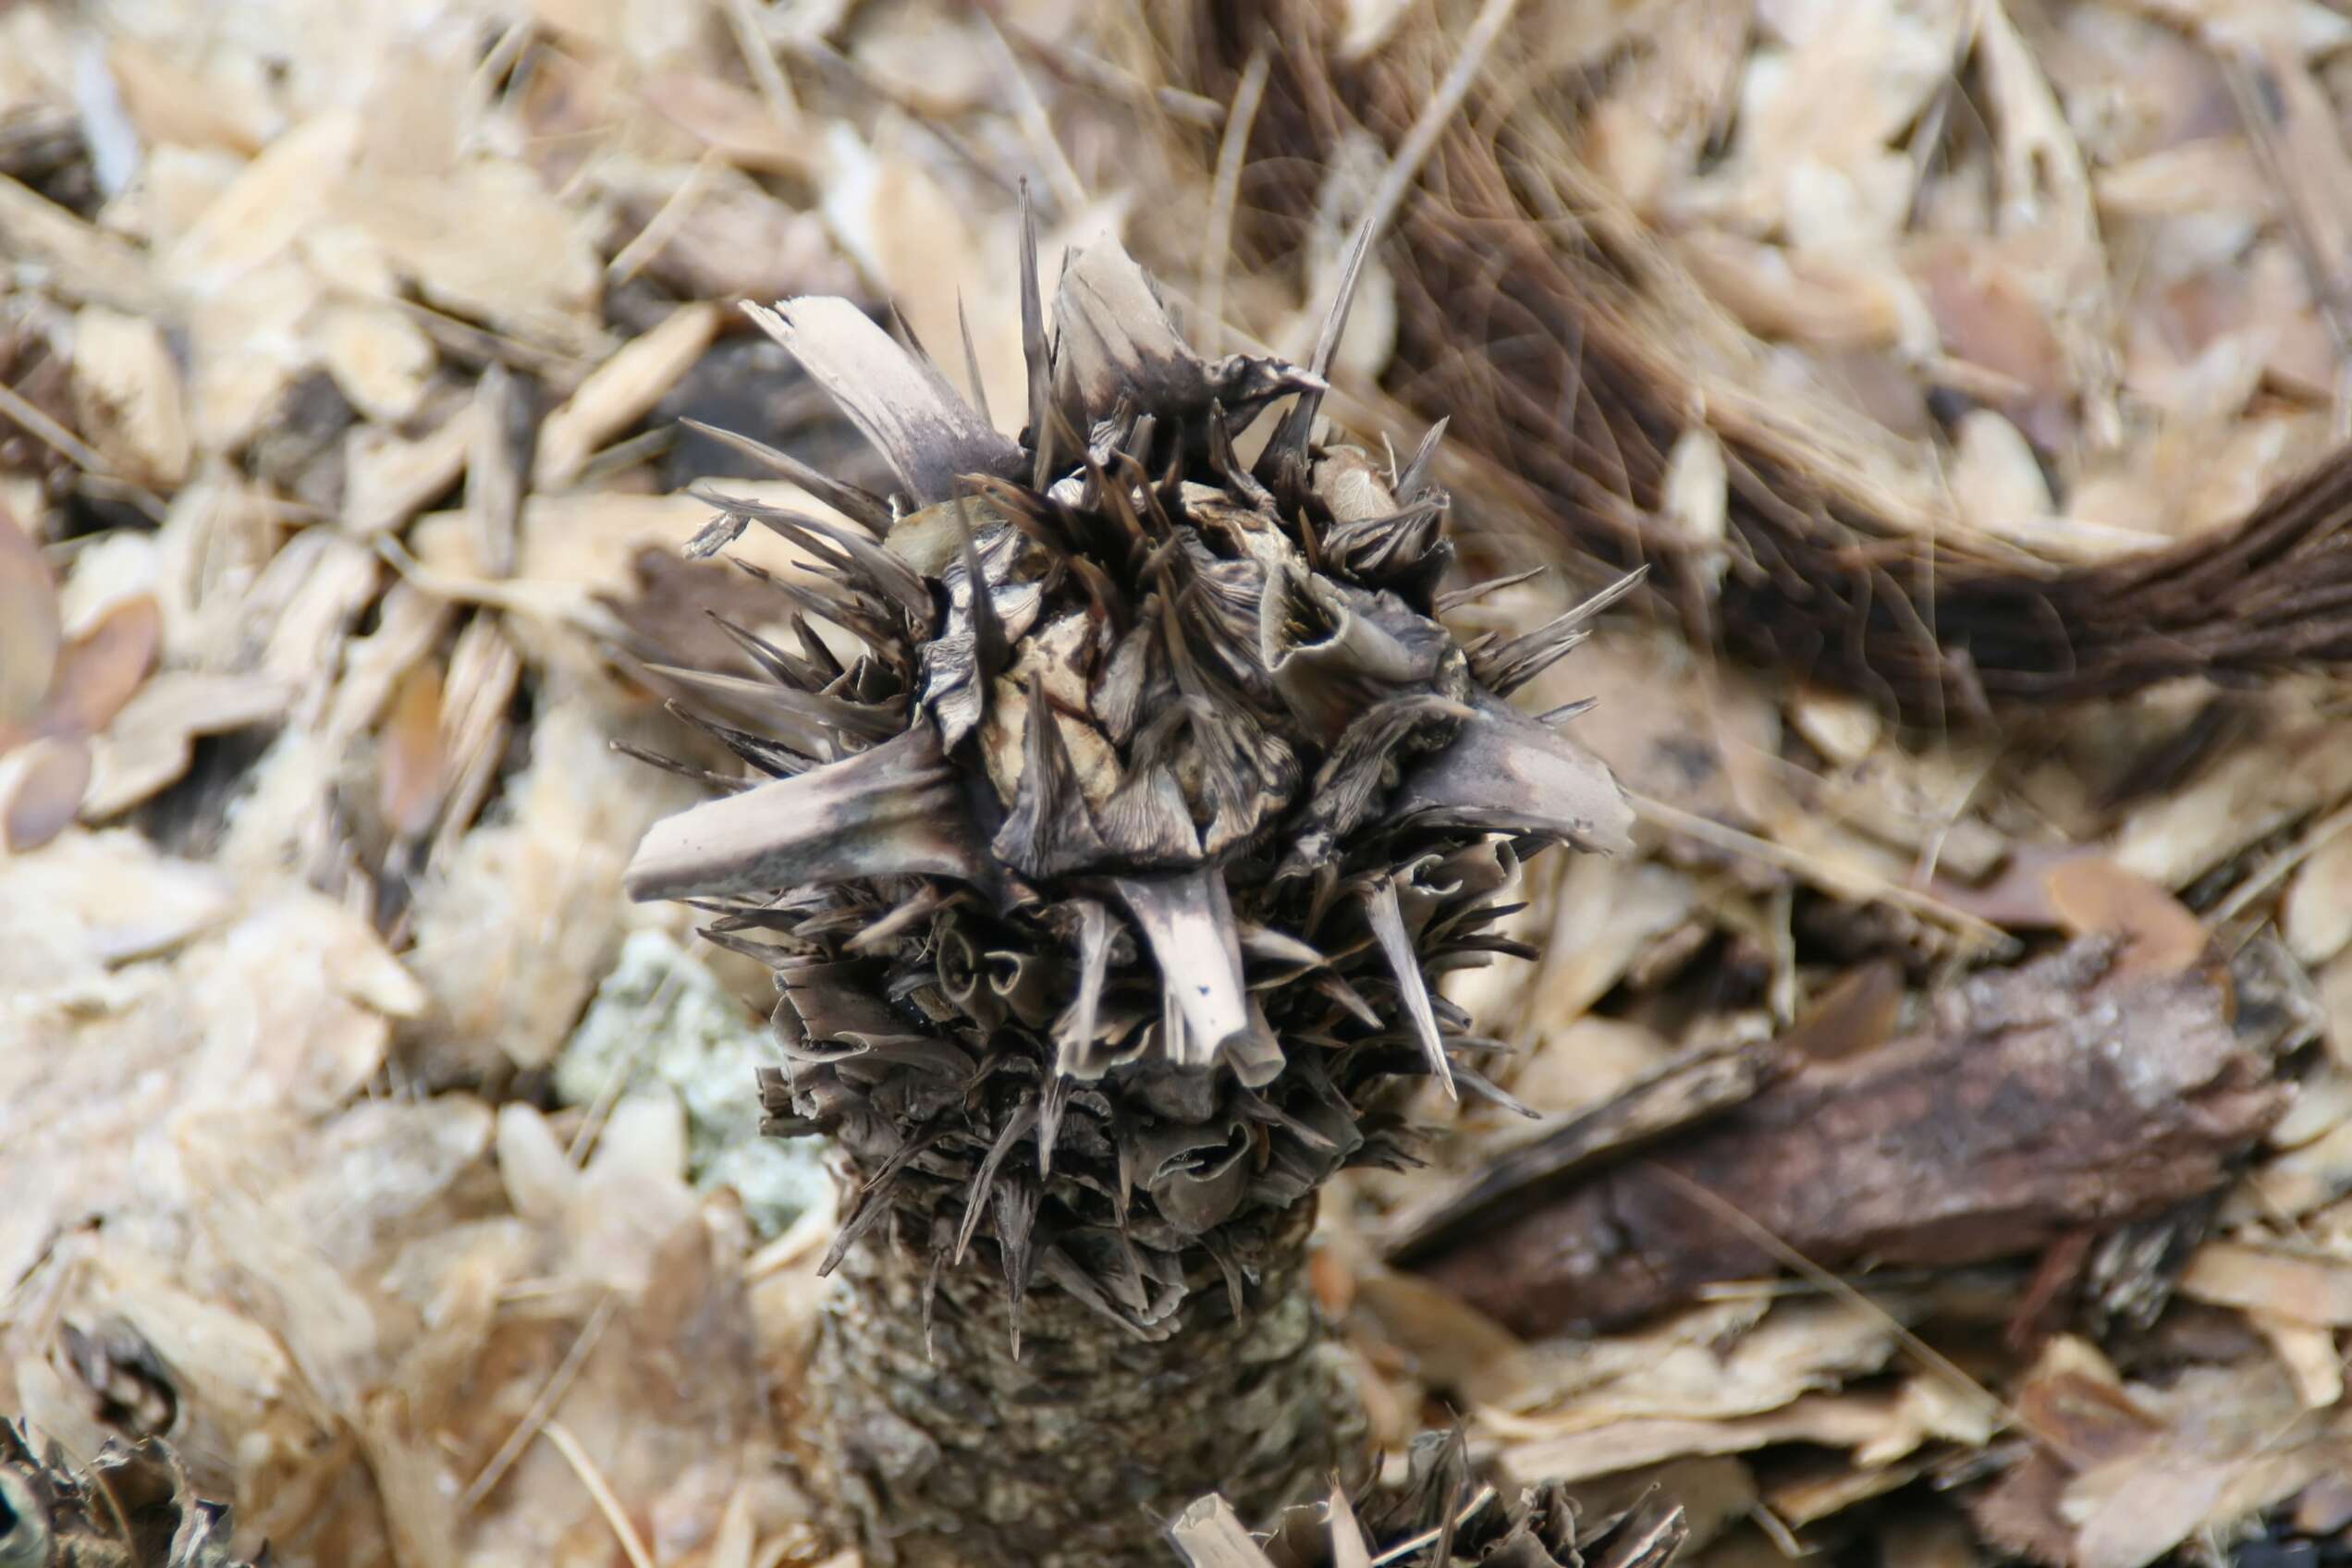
{"left": 622, "top": 227, "right": 1634, "bottom": 1344}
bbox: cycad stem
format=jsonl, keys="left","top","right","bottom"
{"left": 811, "top": 1198, "right": 1361, "bottom": 1568}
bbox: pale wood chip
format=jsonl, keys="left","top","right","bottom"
{"left": 533, "top": 300, "right": 720, "bottom": 491}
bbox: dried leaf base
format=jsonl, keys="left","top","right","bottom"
{"left": 812, "top": 1203, "right": 1362, "bottom": 1568}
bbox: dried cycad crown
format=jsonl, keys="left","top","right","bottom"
{"left": 624, "top": 231, "right": 1633, "bottom": 1320}
{"left": 1, "top": 1421, "right": 254, "bottom": 1568}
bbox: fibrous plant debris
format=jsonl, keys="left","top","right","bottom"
{"left": 1176, "top": 1, "right": 2352, "bottom": 723}
{"left": 620, "top": 217, "right": 1633, "bottom": 1565}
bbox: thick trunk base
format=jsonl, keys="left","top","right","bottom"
{"left": 810, "top": 1203, "right": 1362, "bottom": 1568}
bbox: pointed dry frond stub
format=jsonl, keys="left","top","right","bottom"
{"left": 1053, "top": 242, "right": 1319, "bottom": 435}
{"left": 1364, "top": 876, "right": 1453, "bottom": 1100}
{"left": 1109, "top": 868, "right": 1279, "bottom": 1085}
{"left": 1165, "top": 1494, "right": 1271, "bottom": 1568}
{"left": 625, "top": 725, "right": 996, "bottom": 901}
{"left": 1471, "top": 565, "right": 1648, "bottom": 695}
{"left": 745, "top": 296, "right": 1023, "bottom": 505}
{"left": 1395, "top": 692, "right": 1635, "bottom": 855}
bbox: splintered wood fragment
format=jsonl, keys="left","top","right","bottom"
{"left": 1165, "top": 1495, "right": 1272, "bottom": 1568}
{"left": 1054, "top": 898, "right": 1116, "bottom": 1081}
{"left": 344, "top": 403, "right": 476, "bottom": 537}
{"left": 1408, "top": 942, "right": 2285, "bottom": 1336}
{"left": 70, "top": 305, "right": 190, "bottom": 486}
{"left": 1364, "top": 875, "right": 1453, "bottom": 1098}
{"left": 469, "top": 363, "right": 526, "bottom": 578}
{"left": 0, "top": 173, "right": 162, "bottom": 313}
{"left": 2178, "top": 1241, "right": 2352, "bottom": 1326}
{"left": 624, "top": 725, "right": 995, "bottom": 902}
{"left": 533, "top": 301, "right": 719, "bottom": 490}
{"left": 744, "top": 296, "right": 1021, "bottom": 505}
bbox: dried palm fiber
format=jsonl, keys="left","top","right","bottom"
{"left": 621, "top": 214, "right": 1634, "bottom": 1566}
{"left": 0, "top": 1421, "right": 259, "bottom": 1567}
{"left": 1169, "top": 1428, "right": 1686, "bottom": 1568}
{"left": 1165, "top": 2, "right": 2352, "bottom": 726}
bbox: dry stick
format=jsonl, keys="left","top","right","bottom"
{"left": 608, "top": 147, "right": 723, "bottom": 284}
{"left": 986, "top": 14, "right": 1090, "bottom": 218}
{"left": 460, "top": 1291, "right": 619, "bottom": 1511}
{"left": 720, "top": 0, "right": 799, "bottom": 122}
{"left": 2211, "top": 793, "right": 2352, "bottom": 927}
{"left": 0, "top": 380, "right": 165, "bottom": 521}
{"left": 544, "top": 1420, "right": 659, "bottom": 1568}
{"left": 1316, "top": 0, "right": 1527, "bottom": 337}
{"left": 1198, "top": 43, "right": 1270, "bottom": 358}
{"left": 1625, "top": 788, "right": 2012, "bottom": 951}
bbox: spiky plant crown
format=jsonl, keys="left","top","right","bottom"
{"left": 1171, "top": 1429, "right": 1685, "bottom": 1568}
{"left": 0, "top": 1422, "right": 257, "bottom": 1568}
{"left": 623, "top": 227, "right": 1633, "bottom": 1341}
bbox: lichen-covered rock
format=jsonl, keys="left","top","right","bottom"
{"left": 555, "top": 927, "right": 828, "bottom": 1239}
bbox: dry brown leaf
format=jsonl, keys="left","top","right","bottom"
{"left": 41, "top": 593, "right": 162, "bottom": 738}
{"left": 2043, "top": 856, "right": 2210, "bottom": 980}
{"left": 378, "top": 657, "right": 446, "bottom": 839}
{"left": 0, "top": 507, "right": 59, "bottom": 736}
{"left": 1, "top": 732, "right": 91, "bottom": 851}
{"left": 81, "top": 670, "right": 291, "bottom": 819}
{"left": 1779, "top": 959, "right": 1904, "bottom": 1061}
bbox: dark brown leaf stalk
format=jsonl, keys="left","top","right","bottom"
{"left": 621, "top": 213, "right": 1634, "bottom": 1565}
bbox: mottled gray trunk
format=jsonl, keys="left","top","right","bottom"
{"left": 811, "top": 1200, "right": 1363, "bottom": 1568}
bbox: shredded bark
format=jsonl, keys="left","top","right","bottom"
{"left": 1403, "top": 941, "right": 2287, "bottom": 1338}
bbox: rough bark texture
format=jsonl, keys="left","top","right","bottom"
{"left": 813, "top": 1198, "right": 1363, "bottom": 1568}
{"left": 1408, "top": 942, "right": 2289, "bottom": 1338}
